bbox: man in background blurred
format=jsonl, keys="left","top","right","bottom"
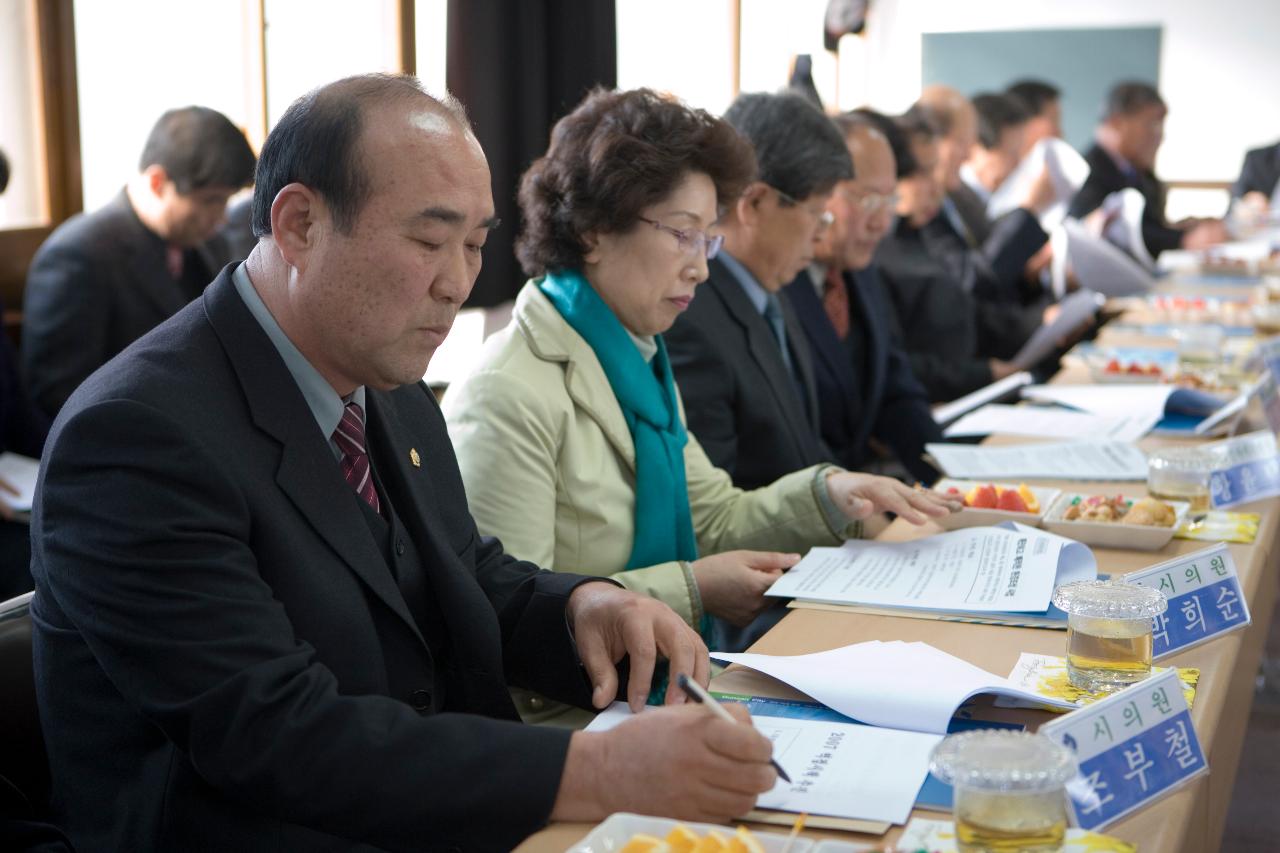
{"left": 1232, "top": 139, "right": 1280, "bottom": 218}
{"left": 915, "top": 85, "right": 1050, "bottom": 304}
{"left": 1005, "top": 79, "right": 1064, "bottom": 157}
{"left": 0, "top": 147, "right": 51, "bottom": 598}
{"left": 868, "top": 108, "right": 1035, "bottom": 402}
{"left": 21, "top": 106, "right": 255, "bottom": 418}
{"left": 1068, "top": 81, "right": 1226, "bottom": 258}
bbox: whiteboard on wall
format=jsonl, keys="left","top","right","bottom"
{"left": 921, "top": 26, "right": 1163, "bottom": 154}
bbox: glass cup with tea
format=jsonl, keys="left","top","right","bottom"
{"left": 930, "top": 730, "right": 1077, "bottom": 853}
{"left": 1146, "top": 445, "right": 1225, "bottom": 512}
{"left": 1052, "top": 580, "right": 1168, "bottom": 693}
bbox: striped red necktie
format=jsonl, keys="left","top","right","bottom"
{"left": 333, "top": 402, "right": 380, "bottom": 514}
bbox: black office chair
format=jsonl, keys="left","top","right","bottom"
{"left": 0, "top": 591, "right": 73, "bottom": 851}
{"left": 0, "top": 592, "right": 46, "bottom": 805}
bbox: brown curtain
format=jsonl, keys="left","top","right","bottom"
{"left": 447, "top": 0, "right": 617, "bottom": 308}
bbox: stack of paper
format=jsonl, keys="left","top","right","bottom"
{"left": 765, "top": 523, "right": 1095, "bottom": 621}
{"left": 712, "top": 640, "right": 1077, "bottom": 734}
{"left": 943, "top": 403, "right": 1158, "bottom": 442}
{"left": 925, "top": 440, "right": 1149, "bottom": 481}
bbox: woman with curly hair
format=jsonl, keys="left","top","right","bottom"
{"left": 443, "top": 88, "right": 953, "bottom": 727}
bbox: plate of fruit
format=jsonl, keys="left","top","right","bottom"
{"left": 567, "top": 813, "right": 813, "bottom": 852}
{"left": 932, "top": 479, "right": 1061, "bottom": 530}
{"left": 1042, "top": 493, "right": 1189, "bottom": 550}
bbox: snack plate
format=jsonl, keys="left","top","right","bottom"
{"left": 1042, "top": 494, "right": 1190, "bottom": 551}
{"left": 567, "top": 813, "right": 816, "bottom": 852}
{"left": 932, "top": 479, "right": 1060, "bottom": 530}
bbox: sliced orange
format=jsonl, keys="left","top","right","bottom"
{"left": 665, "top": 824, "right": 700, "bottom": 853}
{"left": 620, "top": 833, "right": 672, "bottom": 853}
{"left": 690, "top": 829, "right": 729, "bottom": 852}
{"left": 1017, "top": 483, "right": 1040, "bottom": 513}
{"left": 726, "top": 825, "right": 766, "bottom": 853}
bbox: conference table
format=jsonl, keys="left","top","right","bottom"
{"left": 518, "top": 260, "right": 1279, "bottom": 852}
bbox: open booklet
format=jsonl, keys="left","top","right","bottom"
{"left": 1101, "top": 188, "right": 1157, "bottom": 272}
{"left": 1051, "top": 218, "right": 1156, "bottom": 298}
{"left": 712, "top": 640, "right": 1077, "bottom": 735}
{"left": 1010, "top": 287, "right": 1104, "bottom": 370}
{"left": 765, "top": 522, "right": 1095, "bottom": 622}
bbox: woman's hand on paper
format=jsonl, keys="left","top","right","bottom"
{"left": 567, "top": 581, "right": 710, "bottom": 712}
{"left": 825, "top": 472, "right": 960, "bottom": 525}
{"left": 552, "top": 702, "right": 776, "bottom": 823}
{"left": 691, "top": 550, "right": 800, "bottom": 627}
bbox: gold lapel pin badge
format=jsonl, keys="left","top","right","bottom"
{"left": 409, "top": 448, "right": 421, "bottom": 468}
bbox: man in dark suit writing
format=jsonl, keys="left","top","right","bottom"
{"left": 30, "top": 74, "right": 775, "bottom": 853}
{"left": 21, "top": 106, "right": 256, "bottom": 419}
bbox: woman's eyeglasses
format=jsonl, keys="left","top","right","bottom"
{"left": 637, "top": 217, "right": 725, "bottom": 260}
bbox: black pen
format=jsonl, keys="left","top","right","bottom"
{"left": 676, "top": 673, "right": 792, "bottom": 783}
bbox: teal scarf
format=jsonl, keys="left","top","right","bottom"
{"left": 539, "top": 269, "right": 699, "bottom": 569}
{"left": 540, "top": 270, "right": 710, "bottom": 689}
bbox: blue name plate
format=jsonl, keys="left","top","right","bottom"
{"left": 1123, "top": 543, "right": 1251, "bottom": 658}
{"left": 1209, "top": 454, "right": 1280, "bottom": 508}
{"left": 1255, "top": 366, "right": 1280, "bottom": 438}
{"left": 1041, "top": 669, "right": 1207, "bottom": 831}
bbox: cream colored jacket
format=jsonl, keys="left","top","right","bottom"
{"left": 443, "top": 282, "right": 847, "bottom": 725}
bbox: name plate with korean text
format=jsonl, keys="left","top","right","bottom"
{"left": 1041, "top": 669, "right": 1207, "bottom": 831}
{"left": 1256, "top": 371, "right": 1280, "bottom": 434}
{"left": 1207, "top": 431, "right": 1280, "bottom": 508}
{"left": 1123, "top": 543, "right": 1251, "bottom": 658}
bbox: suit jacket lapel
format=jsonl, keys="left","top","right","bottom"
{"left": 786, "top": 276, "right": 857, "bottom": 402}
{"left": 518, "top": 285, "right": 638, "bottom": 472}
{"left": 850, "top": 269, "right": 886, "bottom": 450}
{"left": 364, "top": 390, "right": 501, "bottom": 656}
{"left": 202, "top": 271, "right": 425, "bottom": 645}
{"left": 778, "top": 290, "right": 820, "bottom": 429}
{"left": 110, "top": 192, "right": 192, "bottom": 319}
{"left": 708, "top": 261, "right": 817, "bottom": 451}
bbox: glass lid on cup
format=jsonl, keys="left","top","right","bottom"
{"left": 929, "top": 730, "right": 1077, "bottom": 793}
{"left": 1052, "top": 579, "right": 1167, "bottom": 620}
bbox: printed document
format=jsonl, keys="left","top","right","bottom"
{"left": 765, "top": 523, "right": 1095, "bottom": 615}
{"left": 585, "top": 701, "right": 939, "bottom": 825}
{"left": 943, "top": 403, "right": 1158, "bottom": 443}
{"left": 925, "top": 440, "right": 1149, "bottom": 481}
